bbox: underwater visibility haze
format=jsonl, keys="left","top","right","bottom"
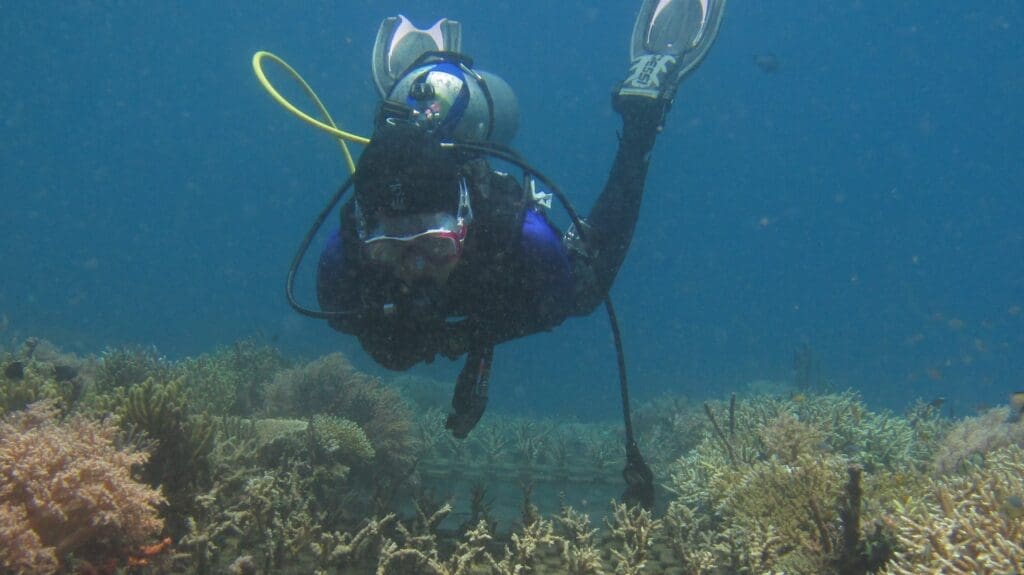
{"left": 1, "top": 1, "right": 1024, "bottom": 573}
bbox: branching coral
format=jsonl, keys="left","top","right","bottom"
{"left": 92, "top": 344, "right": 173, "bottom": 396}
{"left": 490, "top": 514, "right": 559, "bottom": 574}
{"left": 377, "top": 518, "right": 492, "bottom": 575}
{"left": 0, "top": 401, "right": 164, "bottom": 574}
{"left": 606, "top": 501, "right": 662, "bottom": 575}
{"left": 183, "top": 463, "right": 322, "bottom": 573}
{"left": 178, "top": 339, "right": 286, "bottom": 416}
{"left": 661, "top": 500, "right": 718, "bottom": 574}
{"left": 883, "top": 444, "right": 1024, "bottom": 574}
{"left": 310, "top": 513, "right": 397, "bottom": 574}
{"left": 665, "top": 392, "right": 923, "bottom": 574}
{"left": 553, "top": 504, "right": 605, "bottom": 575}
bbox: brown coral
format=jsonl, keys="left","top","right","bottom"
{"left": 265, "top": 353, "right": 413, "bottom": 464}
{"left": 931, "top": 406, "right": 1024, "bottom": 474}
{"left": 0, "top": 401, "right": 165, "bottom": 573}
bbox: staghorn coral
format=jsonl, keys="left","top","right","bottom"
{"left": 553, "top": 504, "right": 606, "bottom": 575}
{"left": 377, "top": 518, "right": 492, "bottom": 575}
{"left": 758, "top": 411, "right": 828, "bottom": 465}
{"left": 606, "top": 501, "right": 662, "bottom": 575}
{"left": 0, "top": 401, "right": 164, "bottom": 574}
{"left": 490, "top": 514, "right": 559, "bottom": 574}
{"left": 660, "top": 500, "right": 718, "bottom": 574}
{"left": 721, "top": 453, "right": 847, "bottom": 573}
{"left": 183, "top": 462, "right": 322, "bottom": 573}
{"left": 310, "top": 513, "right": 397, "bottom": 574}
{"left": 666, "top": 392, "right": 921, "bottom": 574}
{"left": 883, "top": 444, "right": 1024, "bottom": 574}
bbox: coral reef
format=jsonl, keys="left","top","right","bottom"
{"left": 91, "top": 344, "right": 173, "bottom": 396}
{"left": 884, "top": 444, "right": 1024, "bottom": 573}
{"left": 264, "top": 352, "right": 415, "bottom": 467}
{"left": 931, "top": 405, "right": 1024, "bottom": 474}
{"left": 0, "top": 338, "right": 90, "bottom": 414}
{"left": 0, "top": 401, "right": 164, "bottom": 574}
{"left": 661, "top": 391, "right": 923, "bottom": 574}
{"left": 177, "top": 339, "right": 286, "bottom": 416}
{"left": 9, "top": 335, "right": 1024, "bottom": 575}
{"left": 120, "top": 376, "right": 217, "bottom": 534}
{"left": 310, "top": 414, "right": 376, "bottom": 464}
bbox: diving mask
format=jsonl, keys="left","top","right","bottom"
{"left": 359, "top": 178, "right": 473, "bottom": 266}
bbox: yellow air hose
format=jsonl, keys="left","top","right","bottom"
{"left": 252, "top": 51, "right": 369, "bottom": 174}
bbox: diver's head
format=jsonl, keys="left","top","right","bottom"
{"left": 381, "top": 53, "right": 519, "bottom": 145}
{"left": 354, "top": 123, "right": 472, "bottom": 284}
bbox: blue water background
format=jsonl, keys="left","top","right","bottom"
{"left": 2, "top": 1, "right": 1021, "bottom": 419}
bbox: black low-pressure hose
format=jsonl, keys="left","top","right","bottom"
{"left": 285, "top": 175, "right": 357, "bottom": 319}
{"left": 450, "top": 140, "right": 655, "bottom": 509}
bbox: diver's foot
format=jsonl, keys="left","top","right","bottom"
{"left": 617, "top": 54, "right": 681, "bottom": 101}
{"left": 618, "top": 0, "right": 728, "bottom": 102}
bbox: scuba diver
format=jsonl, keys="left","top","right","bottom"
{"left": 314, "top": 0, "right": 726, "bottom": 443}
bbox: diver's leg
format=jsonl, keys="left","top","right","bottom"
{"left": 578, "top": 97, "right": 669, "bottom": 308}
{"left": 569, "top": 0, "right": 727, "bottom": 314}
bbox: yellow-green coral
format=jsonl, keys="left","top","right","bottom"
{"left": 310, "top": 414, "right": 376, "bottom": 463}
{"left": 883, "top": 444, "right": 1024, "bottom": 574}
{"left": 253, "top": 417, "right": 308, "bottom": 446}
{"left": 92, "top": 344, "right": 172, "bottom": 395}
{"left": 178, "top": 340, "right": 286, "bottom": 416}
{"left": 606, "top": 502, "right": 662, "bottom": 575}
{"left": 0, "top": 359, "right": 77, "bottom": 414}
{"left": 264, "top": 353, "right": 414, "bottom": 467}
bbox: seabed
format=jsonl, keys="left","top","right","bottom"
{"left": 1, "top": 336, "right": 1023, "bottom": 574}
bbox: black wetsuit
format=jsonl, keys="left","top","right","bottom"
{"left": 316, "top": 97, "right": 667, "bottom": 371}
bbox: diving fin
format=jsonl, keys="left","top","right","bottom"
{"left": 371, "top": 15, "right": 462, "bottom": 98}
{"left": 619, "top": 0, "right": 727, "bottom": 101}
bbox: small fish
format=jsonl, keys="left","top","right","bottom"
{"left": 928, "top": 396, "right": 946, "bottom": 410}
{"left": 754, "top": 52, "right": 780, "bottom": 74}
{"left": 1009, "top": 391, "right": 1024, "bottom": 423}
{"left": 3, "top": 361, "right": 25, "bottom": 380}
{"left": 54, "top": 364, "right": 78, "bottom": 382}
